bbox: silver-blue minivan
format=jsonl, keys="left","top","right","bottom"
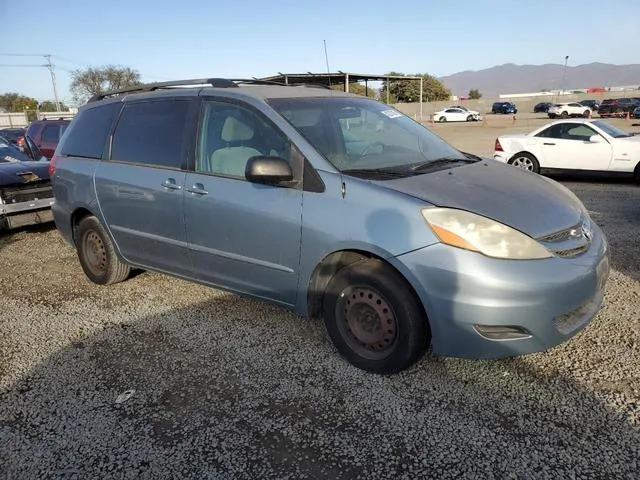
{"left": 50, "top": 78, "right": 610, "bottom": 373}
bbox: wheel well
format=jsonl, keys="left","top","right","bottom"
{"left": 508, "top": 151, "right": 537, "bottom": 163}
{"left": 70, "top": 208, "right": 94, "bottom": 243}
{"left": 306, "top": 250, "right": 426, "bottom": 322}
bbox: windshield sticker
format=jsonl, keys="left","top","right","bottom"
{"left": 381, "top": 109, "right": 403, "bottom": 119}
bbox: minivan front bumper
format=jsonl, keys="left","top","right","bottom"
{"left": 393, "top": 223, "right": 609, "bottom": 359}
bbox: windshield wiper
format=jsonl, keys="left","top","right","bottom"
{"left": 341, "top": 168, "right": 408, "bottom": 179}
{"left": 410, "top": 157, "right": 476, "bottom": 173}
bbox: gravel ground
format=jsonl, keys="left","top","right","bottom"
{"left": 1, "top": 178, "right": 639, "bottom": 479}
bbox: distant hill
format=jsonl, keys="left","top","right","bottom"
{"left": 438, "top": 62, "right": 640, "bottom": 97}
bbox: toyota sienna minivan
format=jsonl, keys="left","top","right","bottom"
{"left": 50, "top": 78, "right": 610, "bottom": 374}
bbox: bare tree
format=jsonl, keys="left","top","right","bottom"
{"left": 70, "top": 65, "right": 142, "bottom": 104}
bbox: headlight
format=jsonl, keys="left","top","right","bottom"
{"left": 421, "top": 207, "right": 552, "bottom": 260}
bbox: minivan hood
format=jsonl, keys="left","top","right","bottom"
{"left": 381, "top": 160, "right": 583, "bottom": 238}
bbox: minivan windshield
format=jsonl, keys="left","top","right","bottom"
{"left": 269, "top": 97, "right": 473, "bottom": 178}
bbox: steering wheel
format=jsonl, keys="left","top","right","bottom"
{"left": 358, "top": 141, "right": 385, "bottom": 159}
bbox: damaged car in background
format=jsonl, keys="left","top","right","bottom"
{"left": 0, "top": 136, "right": 54, "bottom": 231}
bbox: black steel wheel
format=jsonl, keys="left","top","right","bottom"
{"left": 322, "top": 259, "right": 429, "bottom": 374}
{"left": 76, "top": 216, "right": 130, "bottom": 285}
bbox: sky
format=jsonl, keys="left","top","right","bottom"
{"left": 1, "top": 0, "right": 639, "bottom": 103}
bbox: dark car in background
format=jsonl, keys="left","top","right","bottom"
{"left": 0, "top": 127, "right": 26, "bottom": 151}
{"left": 533, "top": 102, "right": 553, "bottom": 113}
{"left": 579, "top": 99, "right": 600, "bottom": 111}
{"left": 0, "top": 135, "right": 54, "bottom": 230}
{"left": 25, "top": 119, "right": 70, "bottom": 159}
{"left": 597, "top": 98, "right": 640, "bottom": 117}
{"left": 492, "top": 102, "right": 518, "bottom": 114}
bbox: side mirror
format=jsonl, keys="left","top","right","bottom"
{"left": 245, "top": 156, "right": 294, "bottom": 185}
{"left": 589, "top": 134, "right": 604, "bottom": 143}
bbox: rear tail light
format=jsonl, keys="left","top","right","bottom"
{"left": 49, "top": 155, "right": 60, "bottom": 176}
{"left": 494, "top": 138, "right": 503, "bottom": 152}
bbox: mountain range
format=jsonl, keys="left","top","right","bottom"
{"left": 438, "top": 62, "right": 640, "bottom": 97}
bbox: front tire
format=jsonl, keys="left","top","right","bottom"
{"left": 439, "top": 116, "right": 447, "bottom": 123}
{"left": 509, "top": 152, "right": 540, "bottom": 174}
{"left": 583, "top": 110, "right": 591, "bottom": 118}
{"left": 560, "top": 111, "right": 569, "bottom": 118}
{"left": 76, "top": 216, "right": 131, "bottom": 285}
{"left": 322, "top": 260, "right": 429, "bottom": 374}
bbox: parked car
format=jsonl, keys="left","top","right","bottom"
{"left": 432, "top": 107, "right": 481, "bottom": 122}
{"left": 579, "top": 99, "right": 600, "bottom": 111}
{"left": 493, "top": 118, "right": 640, "bottom": 181}
{"left": 447, "top": 105, "right": 481, "bottom": 116}
{"left": 491, "top": 102, "right": 517, "bottom": 114}
{"left": 51, "top": 78, "right": 609, "bottom": 374}
{"left": 533, "top": 102, "right": 553, "bottom": 113}
{"left": 0, "top": 127, "right": 26, "bottom": 151}
{"left": 0, "top": 135, "right": 54, "bottom": 230}
{"left": 633, "top": 106, "right": 640, "bottom": 119}
{"left": 25, "top": 118, "right": 70, "bottom": 159}
{"left": 597, "top": 98, "right": 640, "bottom": 118}
{"left": 547, "top": 103, "right": 592, "bottom": 119}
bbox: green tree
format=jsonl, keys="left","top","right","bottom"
{"left": 39, "top": 100, "right": 69, "bottom": 112}
{"left": 70, "top": 65, "right": 142, "bottom": 104}
{"left": 380, "top": 72, "right": 451, "bottom": 103}
{"left": 468, "top": 88, "right": 482, "bottom": 100}
{"left": 330, "top": 82, "right": 377, "bottom": 97}
{"left": 0, "top": 93, "right": 38, "bottom": 112}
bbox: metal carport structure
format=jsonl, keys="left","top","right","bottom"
{"left": 260, "top": 72, "right": 425, "bottom": 120}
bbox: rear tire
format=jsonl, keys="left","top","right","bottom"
{"left": 466, "top": 115, "right": 473, "bottom": 122}
{"left": 509, "top": 152, "right": 540, "bottom": 174}
{"left": 322, "top": 260, "right": 429, "bottom": 374}
{"left": 560, "top": 111, "right": 569, "bottom": 118}
{"left": 76, "top": 216, "right": 131, "bottom": 285}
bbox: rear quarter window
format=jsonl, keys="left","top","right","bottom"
{"left": 60, "top": 103, "right": 122, "bottom": 159}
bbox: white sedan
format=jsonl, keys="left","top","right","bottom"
{"left": 432, "top": 107, "right": 482, "bottom": 123}
{"left": 548, "top": 102, "right": 592, "bottom": 119}
{"left": 493, "top": 119, "right": 640, "bottom": 180}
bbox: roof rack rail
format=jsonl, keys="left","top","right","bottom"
{"left": 87, "top": 77, "right": 333, "bottom": 102}
{"left": 87, "top": 78, "right": 239, "bottom": 102}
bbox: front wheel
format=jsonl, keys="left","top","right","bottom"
{"left": 76, "top": 216, "right": 131, "bottom": 285}
{"left": 560, "top": 111, "right": 569, "bottom": 118}
{"left": 322, "top": 260, "right": 429, "bottom": 374}
{"left": 583, "top": 110, "right": 591, "bottom": 118}
{"left": 439, "top": 116, "right": 447, "bottom": 123}
{"left": 509, "top": 152, "right": 540, "bottom": 174}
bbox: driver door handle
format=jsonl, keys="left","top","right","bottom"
{"left": 162, "top": 178, "right": 182, "bottom": 190}
{"left": 186, "top": 183, "right": 208, "bottom": 195}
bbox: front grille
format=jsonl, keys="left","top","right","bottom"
{"left": 554, "top": 245, "right": 589, "bottom": 257}
{"left": 0, "top": 180, "right": 53, "bottom": 204}
{"left": 538, "top": 221, "right": 583, "bottom": 243}
{"left": 537, "top": 216, "right": 592, "bottom": 258}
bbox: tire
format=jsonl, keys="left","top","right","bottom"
{"left": 634, "top": 163, "right": 640, "bottom": 184}
{"left": 466, "top": 115, "right": 473, "bottom": 122}
{"left": 75, "top": 216, "right": 131, "bottom": 285}
{"left": 583, "top": 110, "right": 591, "bottom": 118}
{"left": 560, "top": 111, "right": 569, "bottom": 118}
{"left": 322, "top": 259, "right": 429, "bottom": 374}
{"left": 508, "top": 152, "right": 540, "bottom": 174}
{"left": 439, "top": 116, "right": 446, "bottom": 123}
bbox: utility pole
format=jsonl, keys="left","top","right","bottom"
{"left": 561, "top": 55, "right": 569, "bottom": 96}
{"left": 44, "top": 54, "right": 61, "bottom": 112}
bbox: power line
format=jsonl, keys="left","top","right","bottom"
{"left": 0, "top": 53, "right": 61, "bottom": 112}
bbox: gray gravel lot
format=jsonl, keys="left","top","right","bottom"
{"left": 1, "top": 177, "right": 639, "bottom": 479}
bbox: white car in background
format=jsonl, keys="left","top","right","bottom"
{"left": 493, "top": 119, "right": 640, "bottom": 180}
{"left": 432, "top": 107, "right": 482, "bottom": 123}
{"left": 548, "top": 102, "right": 592, "bottom": 119}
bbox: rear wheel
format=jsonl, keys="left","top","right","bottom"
{"left": 509, "top": 152, "right": 540, "bottom": 174}
{"left": 560, "top": 111, "right": 569, "bottom": 118}
{"left": 466, "top": 115, "right": 474, "bottom": 122}
{"left": 76, "top": 216, "right": 131, "bottom": 285}
{"left": 322, "top": 260, "right": 429, "bottom": 374}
